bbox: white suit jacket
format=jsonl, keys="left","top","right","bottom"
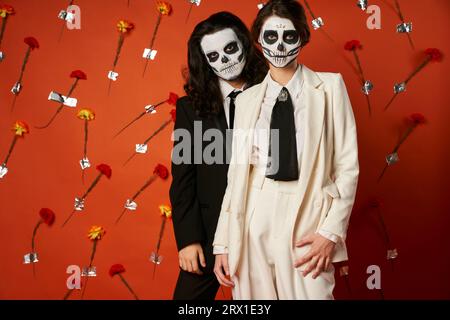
{"left": 213, "top": 64, "right": 360, "bottom": 276}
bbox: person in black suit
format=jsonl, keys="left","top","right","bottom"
{"left": 170, "top": 12, "right": 268, "bottom": 300}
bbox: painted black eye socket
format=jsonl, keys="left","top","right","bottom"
{"left": 207, "top": 52, "right": 219, "bottom": 63}
{"left": 224, "top": 41, "right": 239, "bottom": 54}
{"left": 263, "top": 30, "right": 278, "bottom": 45}
{"left": 283, "top": 30, "right": 299, "bottom": 44}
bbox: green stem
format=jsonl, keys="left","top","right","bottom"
{"left": 0, "top": 15, "right": 8, "bottom": 48}
{"left": 119, "top": 274, "right": 139, "bottom": 300}
{"left": 31, "top": 220, "right": 43, "bottom": 252}
{"left": 3, "top": 135, "right": 18, "bottom": 166}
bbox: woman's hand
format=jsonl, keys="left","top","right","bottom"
{"left": 178, "top": 243, "right": 206, "bottom": 275}
{"left": 294, "top": 233, "right": 336, "bottom": 279}
{"left": 214, "top": 254, "right": 235, "bottom": 287}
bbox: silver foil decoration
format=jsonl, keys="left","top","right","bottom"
{"left": 0, "top": 164, "right": 8, "bottom": 179}
{"left": 58, "top": 10, "right": 75, "bottom": 22}
{"left": 81, "top": 266, "right": 97, "bottom": 277}
{"left": 387, "top": 249, "right": 398, "bottom": 260}
{"left": 143, "top": 49, "right": 158, "bottom": 61}
{"left": 394, "top": 82, "right": 406, "bottom": 94}
{"left": 108, "top": 71, "right": 119, "bottom": 81}
{"left": 386, "top": 153, "right": 399, "bottom": 166}
{"left": 396, "top": 22, "right": 412, "bottom": 33}
{"left": 125, "top": 199, "right": 138, "bottom": 211}
{"left": 362, "top": 80, "right": 374, "bottom": 95}
{"left": 23, "top": 252, "right": 39, "bottom": 264}
{"left": 150, "top": 252, "right": 163, "bottom": 265}
{"left": 0, "top": 51, "right": 4, "bottom": 62}
{"left": 357, "top": 0, "right": 368, "bottom": 11}
{"left": 48, "top": 91, "right": 78, "bottom": 107}
{"left": 136, "top": 144, "right": 148, "bottom": 154}
{"left": 80, "top": 158, "right": 91, "bottom": 170}
{"left": 257, "top": 2, "right": 265, "bottom": 10}
{"left": 145, "top": 105, "right": 157, "bottom": 114}
{"left": 277, "top": 88, "right": 289, "bottom": 102}
{"left": 189, "top": 0, "right": 201, "bottom": 5}
{"left": 311, "top": 17, "right": 324, "bottom": 30}
{"left": 74, "top": 197, "right": 85, "bottom": 211}
{"left": 11, "top": 82, "right": 22, "bottom": 95}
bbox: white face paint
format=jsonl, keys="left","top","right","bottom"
{"left": 259, "top": 16, "right": 302, "bottom": 68}
{"left": 200, "top": 28, "right": 246, "bottom": 81}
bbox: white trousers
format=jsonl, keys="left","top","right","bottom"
{"left": 231, "top": 170, "right": 335, "bottom": 300}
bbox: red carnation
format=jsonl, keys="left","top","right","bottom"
{"left": 24, "top": 36, "right": 39, "bottom": 50}
{"left": 344, "top": 40, "right": 361, "bottom": 51}
{"left": 109, "top": 263, "right": 139, "bottom": 299}
{"left": 70, "top": 70, "right": 88, "bottom": 80}
{"left": 153, "top": 164, "right": 169, "bottom": 179}
{"left": 424, "top": 48, "right": 443, "bottom": 62}
{"left": 39, "top": 208, "right": 55, "bottom": 226}
{"left": 109, "top": 264, "right": 126, "bottom": 277}
{"left": 96, "top": 164, "right": 112, "bottom": 179}
{"left": 167, "top": 92, "right": 179, "bottom": 105}
{"left": 407, "top": 113, "right": 427, "bottom": 126}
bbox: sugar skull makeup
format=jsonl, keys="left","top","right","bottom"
{"left": 259, "top": 16, "right": 302, "bottom": 68}
{"left": 200, "top": 28, "right": 246, "bottom": 81}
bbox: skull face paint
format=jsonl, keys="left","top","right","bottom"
{"left": 200, "top": 28, "right": 246, "bottom": 81}
{"left": 259, "top": 16, "right": 301, "bottom": 68}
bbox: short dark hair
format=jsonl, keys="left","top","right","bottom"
{"left": 251, "top": 0, "right": 310, "bottom": 48}
{"left": 185, "top": 12, "right": 268, "bottom": 116}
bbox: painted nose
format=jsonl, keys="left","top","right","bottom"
{"left": 277, "top": 43, "right": 285, "bottom": 51}
{"left": 222, "top": 55, "right": 229, "bottom": 63}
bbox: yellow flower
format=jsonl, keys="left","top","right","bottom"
{"left": 117, "top": 20, "right": 135, "bottom": 33}
{"left": 12, "top": 121, "right": 30, "bottom": 137}
{"left": 159, "top": 205, "right": 172, "bottom": 219}
{"left": 0, "top": 4, "right": 15, "bottom": 18}
{"left": 77, "top": 108, "right": 95, "bottom": 121}
{"left": 156, "top": 1, "right": 172, "bottom": 16}
{"left": 87, "top": 226, "right": 106, "bottom": 240}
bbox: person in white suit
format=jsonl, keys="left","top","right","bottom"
{"left": 212, "top": 0, "right": 359, "bottom": 300}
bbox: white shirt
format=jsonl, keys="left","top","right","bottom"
{"left": 213, "top": 67, "right": 338, "bottom": 255}
{"left": 219, "top": 78, "right": 245, "bottom": 128}
{"left": 251, "top": 64, "right": 306, "bottom": 175}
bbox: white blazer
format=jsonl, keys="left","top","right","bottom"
{"left": 213, "top": 64, "right": 360, "bottom": 276}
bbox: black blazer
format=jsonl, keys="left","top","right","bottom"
{"left": 169, "top": 96, "right": 231, "bottom": 264}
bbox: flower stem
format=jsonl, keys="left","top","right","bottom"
{"left": 143, "top": 119, "right": 172, "bottom": 145}
{"left": 3, "top": 135, "right": 18, "bottom": 166}
{"left": 119, "top": 274, "right": 139, "bottom": 300}
{"left": 81, "top": 173, "right": 102, "bottom": 199}
{"left": 35, "top": 79, "right": 79, "bottom": 129}
{"left": 143, "top": 13, "right": 162, "bottom": 76}
{"left": 0, "top": 16, "right": 8, "bottom": 48}
{"left": 31, "top": 220, "right": 43, "bottom": 252}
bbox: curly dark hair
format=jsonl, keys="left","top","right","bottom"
{"left": 184, "top": 12, "right": 268, "bottom": 116}
{"left": 251, "top": 0, "right": 310, "bottom": 49}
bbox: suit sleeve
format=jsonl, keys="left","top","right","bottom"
{"left": 169, "top": 98, "right": 205, "bottom": 251}
{"left": 320, "top": 74, "right": 360, "bottom": 240}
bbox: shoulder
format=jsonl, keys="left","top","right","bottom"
{"left": 236, "top": 82, "right": 265, "bottom": 104}
{"left": 175, "top": 96, "right": 198, "bottom": 124}
{"left": 315, "top": 71, "right": 344, "bottom": 86}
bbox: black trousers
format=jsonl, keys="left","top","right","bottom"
{"left": 173, "top": 269, "right": 220, "bottom": 300}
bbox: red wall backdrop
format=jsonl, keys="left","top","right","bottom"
{"left": 0, "top": 0, "right": 449, "bottom": 300}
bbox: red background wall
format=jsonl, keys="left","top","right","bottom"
{"left": 0, "top": 0, "right": 449, "bottom": 300}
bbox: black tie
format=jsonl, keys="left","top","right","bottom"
{"left": 228, "top": 90, "right": 241, "bottom": 130}
{"left": 266, "top": 87, "right": 299, "bottom": 181}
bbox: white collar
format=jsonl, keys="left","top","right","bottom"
{"left": 219, "top": 78, "right": 245, "bottom": 100}
{"left": 266, "top": 64, "right": 303, "bottom": 99}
